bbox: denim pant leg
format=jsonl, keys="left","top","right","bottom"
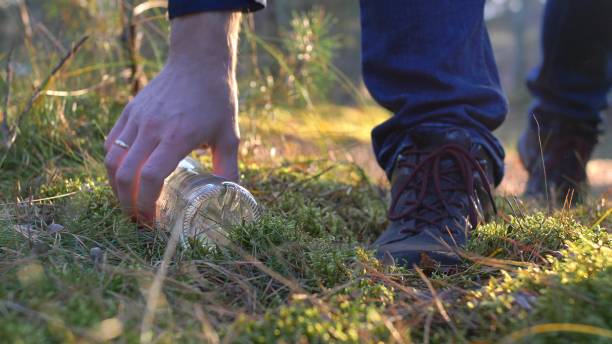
{"left": 360, "top": 0, "right": 508, "bottom": 185}
{"left": 527, "top": 0, "right": 612, "bottom": 130}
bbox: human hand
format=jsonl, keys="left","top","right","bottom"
{"left": 104, "top": 12, "right": 241, "bottom": 223}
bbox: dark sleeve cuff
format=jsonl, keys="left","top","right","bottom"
{"left": 168, "top": 0, "right": 265, "bottom": 19}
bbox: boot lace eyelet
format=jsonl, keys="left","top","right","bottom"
{"left": 389, "top": 144, "right": 496, "bottom": 235}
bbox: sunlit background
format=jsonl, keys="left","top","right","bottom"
{"left": 1, "top": 0, "right": 610, "bottom": 194}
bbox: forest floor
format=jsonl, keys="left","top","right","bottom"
{"left": 1, "top": 99, "right": 611, "bottom": 343}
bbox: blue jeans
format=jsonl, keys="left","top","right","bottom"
{"left": 527, "top": 0, "right": 612, "bottom": 131}
{"left": 361, "top": 0, "right": 611, "bottom": 185}
{"left": 360, "top": 0, "right": 507, "bottom": 185}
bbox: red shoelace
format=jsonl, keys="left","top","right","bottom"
{"left": 388, "top": 143, "right": 496, "bottom": 234}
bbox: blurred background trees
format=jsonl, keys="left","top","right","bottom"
{"left": 0, "top": 0, "right": 548, "bottom": 104}
{"left": 1, "top": 0, "right": 609, "bottom": 158}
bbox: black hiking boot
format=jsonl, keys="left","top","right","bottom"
{"left": 518, "top": 118, "right": 598, "bottom": 204}
{"left": 373, "top": 127, "right": 497, "bottom": 268}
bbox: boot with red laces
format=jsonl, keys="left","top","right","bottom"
{"left": 373, "top": 127, "right": 497, "bottom": 267}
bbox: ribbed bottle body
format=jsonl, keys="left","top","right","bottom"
{"left": 157, "top": 157, "right": 259, "bottom": 247}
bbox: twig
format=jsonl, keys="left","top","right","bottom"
{"left": 140, "top": 203, "right": 183, "bottom": 344}
{"left": 499, "top": 323, "right": 612, "bottom": 344}
{"left": 533, "top": 114, "right": 551, "bottom": 212}
{"left": 1, "top": 48, "right": 13, "bottom": 142}
{"left": 591, "top": 207, "right": 612, "bottom": 229}
{"left": 2, "top": 301, "right": 64, "bottom": 330}
{"left": 18, "top": 0, "right": 40, "bottom": 82}
{"left": 381, "top": 316, "right": 406, "bottom": 344}
{"left": 193, "top": 304, "right": 220, "bottom": 344}
{"left": 122, "top": 0, "right": 145, "bottom": 95}
{"left": 43, "top": 75, "right": 116, "bottom": 97}
{"left": 359, "top": 262, "right": 424, "bottom": 300}
{"left": 4, "top": 36, "right": 88, "bottom": 149}
{"left": 0, "top": 190, "right": 78, "bottom": 206}
{"left": 414, "top": 266, "right": 460, "bottom": 338}
{"left": 423, "top": 310, "right": 433, "bottom": 344}
{"left": 35, "top": 22, "right": 67, "bottom": 55}
{"left": 133, "top": 0, "right": 167, "bottom": 16}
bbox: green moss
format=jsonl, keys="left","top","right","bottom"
{"left": 469, "top": 211, "right": 607, "bottom": 261}
{"left": 462, "top": 237, "right": 612, "bottom": 343}
{"left": 230, "top": 280, "right": 395, "bottom": 343}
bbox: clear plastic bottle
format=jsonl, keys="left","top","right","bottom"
{"left": 156, "top": 157, "right": 259, "bottom": 248}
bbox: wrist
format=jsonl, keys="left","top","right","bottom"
{"left": 167, "top": 12, "right": 241, "bottom": 69}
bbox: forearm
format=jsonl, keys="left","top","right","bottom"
{"left": 165, "top": 11, "right": 241, "bottom": 123}
{"left": 168, "top": 12, "right": 241, "bottom": 76}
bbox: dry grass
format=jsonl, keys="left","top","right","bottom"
{"left": 1, "top": 2, "right": 611, "bottom": 343}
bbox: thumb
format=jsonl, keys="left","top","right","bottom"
{"left": 211, "top": 135, "right": 240, "bottom": 182}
